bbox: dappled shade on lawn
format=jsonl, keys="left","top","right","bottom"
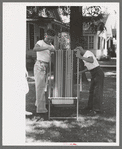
{"left": 26, "top": 68, "right": 116, "bottom": 143}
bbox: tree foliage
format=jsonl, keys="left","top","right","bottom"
{"left": 27, "top": 6, "right": 106, "bottom": 33}
{"left": 58, "top": 6, "right": 70, "bottom": 16}
{"left": 27, "top": 6, "right": 58, "bottom": 18}
{"left": 58, "top": 6, "right": 106, "bottom": 32}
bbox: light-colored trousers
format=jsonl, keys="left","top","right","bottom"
{"left": 34, "top": 61, "right": 48, "bottom": 113}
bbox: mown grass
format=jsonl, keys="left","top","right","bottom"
{"left": 26, "top": 68, "right": 116, "bottom": 143}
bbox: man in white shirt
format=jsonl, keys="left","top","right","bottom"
{"left": 33, "top": 29, "right": 56, "bottom": 114}
{"left": 75, "top": 46, "right": 104, "bottom": 114}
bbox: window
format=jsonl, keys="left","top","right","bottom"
{"left": 103, "top": 39, "right": 105, "bottom": 49}
{"left": 98, "top": 37, "right": 100, "bottom": 49}
{"left": 89, "top": 36, "right": 94, "bottom": 49}
{"left": 83, "top": 36, "right": 88, "bottom": 49}
{"left": 40, "top": 28, "right": 44, "bottom": 40}
{"left": 83, "top": 36, "right": 94, "bottom": 50}
{"left": 29, "top": 24, "right": 34, "bottom": 49}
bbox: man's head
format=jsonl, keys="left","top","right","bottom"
{"left": 44, "top": 29, "right": 56, "bottom": 45}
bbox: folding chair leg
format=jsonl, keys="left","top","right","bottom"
{"left": 48, "top": 99, "right": 50, "bottom": 120}
{"left": 48, "top": 98, "right": 79, "bottom": 121}
{"left": 77, "top": 98, "right": 79, "bottom": 121}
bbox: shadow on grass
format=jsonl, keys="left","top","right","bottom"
{"left": 26, "top": 99, "right": 116, "bottom": 143}
{"left": 26, "top": 109, "right": 116, "bottom": 143}
{"left": 26, "top": 70, "right": 116, "bottom": 143}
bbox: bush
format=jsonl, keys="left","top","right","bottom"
{"left": 26, "top": 56, "right": 35, "bottom": 71}
{"left": 98, "top": 55, "right": 111, "bottom": 61}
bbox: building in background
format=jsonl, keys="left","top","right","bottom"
{"left": 26, "top": 6, "right": 117, "bottom": 70}
{"left": 83, "top": 12, "right": 117, "bottom": 59}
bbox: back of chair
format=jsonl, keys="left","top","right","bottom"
{"left": 49, "top": 49, "right": 76, "bottom": 105}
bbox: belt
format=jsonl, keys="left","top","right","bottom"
{"left": 37, "top": 60, "right": 49, "bottom": 65}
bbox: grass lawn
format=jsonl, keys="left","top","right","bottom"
{"left": 26, "top": 67, "right": 117, "bottom": 143}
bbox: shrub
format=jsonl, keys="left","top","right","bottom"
{"left": 26, "top": 55, "right": 35, "bottom": 71}
{"left": 98, "top": 55, "right": 111, "bottom": 61}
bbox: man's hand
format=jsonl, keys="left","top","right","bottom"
{"left": 75, "top": 48, "right": 81, "bottom": 59}
{"left": 50, "top": 45, "right": 56, "bottom": 52}
{"left": 74, "top": 46, "right": 84, "bottom": 58}
{"left": 76, "top": 51, "right": 81, "bottom": 58}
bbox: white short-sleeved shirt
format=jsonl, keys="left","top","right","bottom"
{"left": 36, "top": 40, "right": 54, "bottom": 62}
{"left": 83, "top": 50, "right": 99, "bottom": 70}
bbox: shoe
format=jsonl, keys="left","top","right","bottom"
{"left": 32, "top": 113, "right": 48, "bottom": 121}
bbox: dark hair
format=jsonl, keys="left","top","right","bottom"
{"left": 47, "top": 29, "right": 56, "bottom": 37}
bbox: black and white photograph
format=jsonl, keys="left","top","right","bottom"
{"left": 2, "top": 2, "right": 120, "bottom": 146}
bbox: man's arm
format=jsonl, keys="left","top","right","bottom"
{"left": 50, "top": 45, "right": 56, "bottom": 52}
{"left": 75, "top": 46, "right": 94, "bottom": 63}
{"left": 76, "top": 51, "right": 94, "bottom": 63}
{"left": 80, "top": 56, "right": 94, "bottom": 63}
{"left": 74, "top": 68, "right": 88, "bottom": 75}
{"left": 79, "top": 68, "right": 88, "bottom": 75}
{"left": 33, "top": 44, "right": 51, "bottom": 52}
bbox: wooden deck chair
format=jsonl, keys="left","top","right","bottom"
{"left": 48, "top": 49, "right": 81, "bottom": 120}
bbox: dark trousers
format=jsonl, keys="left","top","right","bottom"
{"left": 88, "top": 66, "right": 104, "bottom": 111}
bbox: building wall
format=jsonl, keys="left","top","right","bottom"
{"left": 26, "top": 22, "right": 46, "bottom": 58}
{"left": 34, "top": 23, "right": 40, "bottom": 44}
{"left": 27, "top": 21, "right": 112, "bottom": 61}
{"left": 26, "top": 22, "right": 36, "bottom": 58}
{"left": 83, "top": 32, "right": 98, "bottom": 57}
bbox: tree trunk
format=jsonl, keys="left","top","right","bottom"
{"left": 70, "top": 6, "right": 87, "bottom": 84}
